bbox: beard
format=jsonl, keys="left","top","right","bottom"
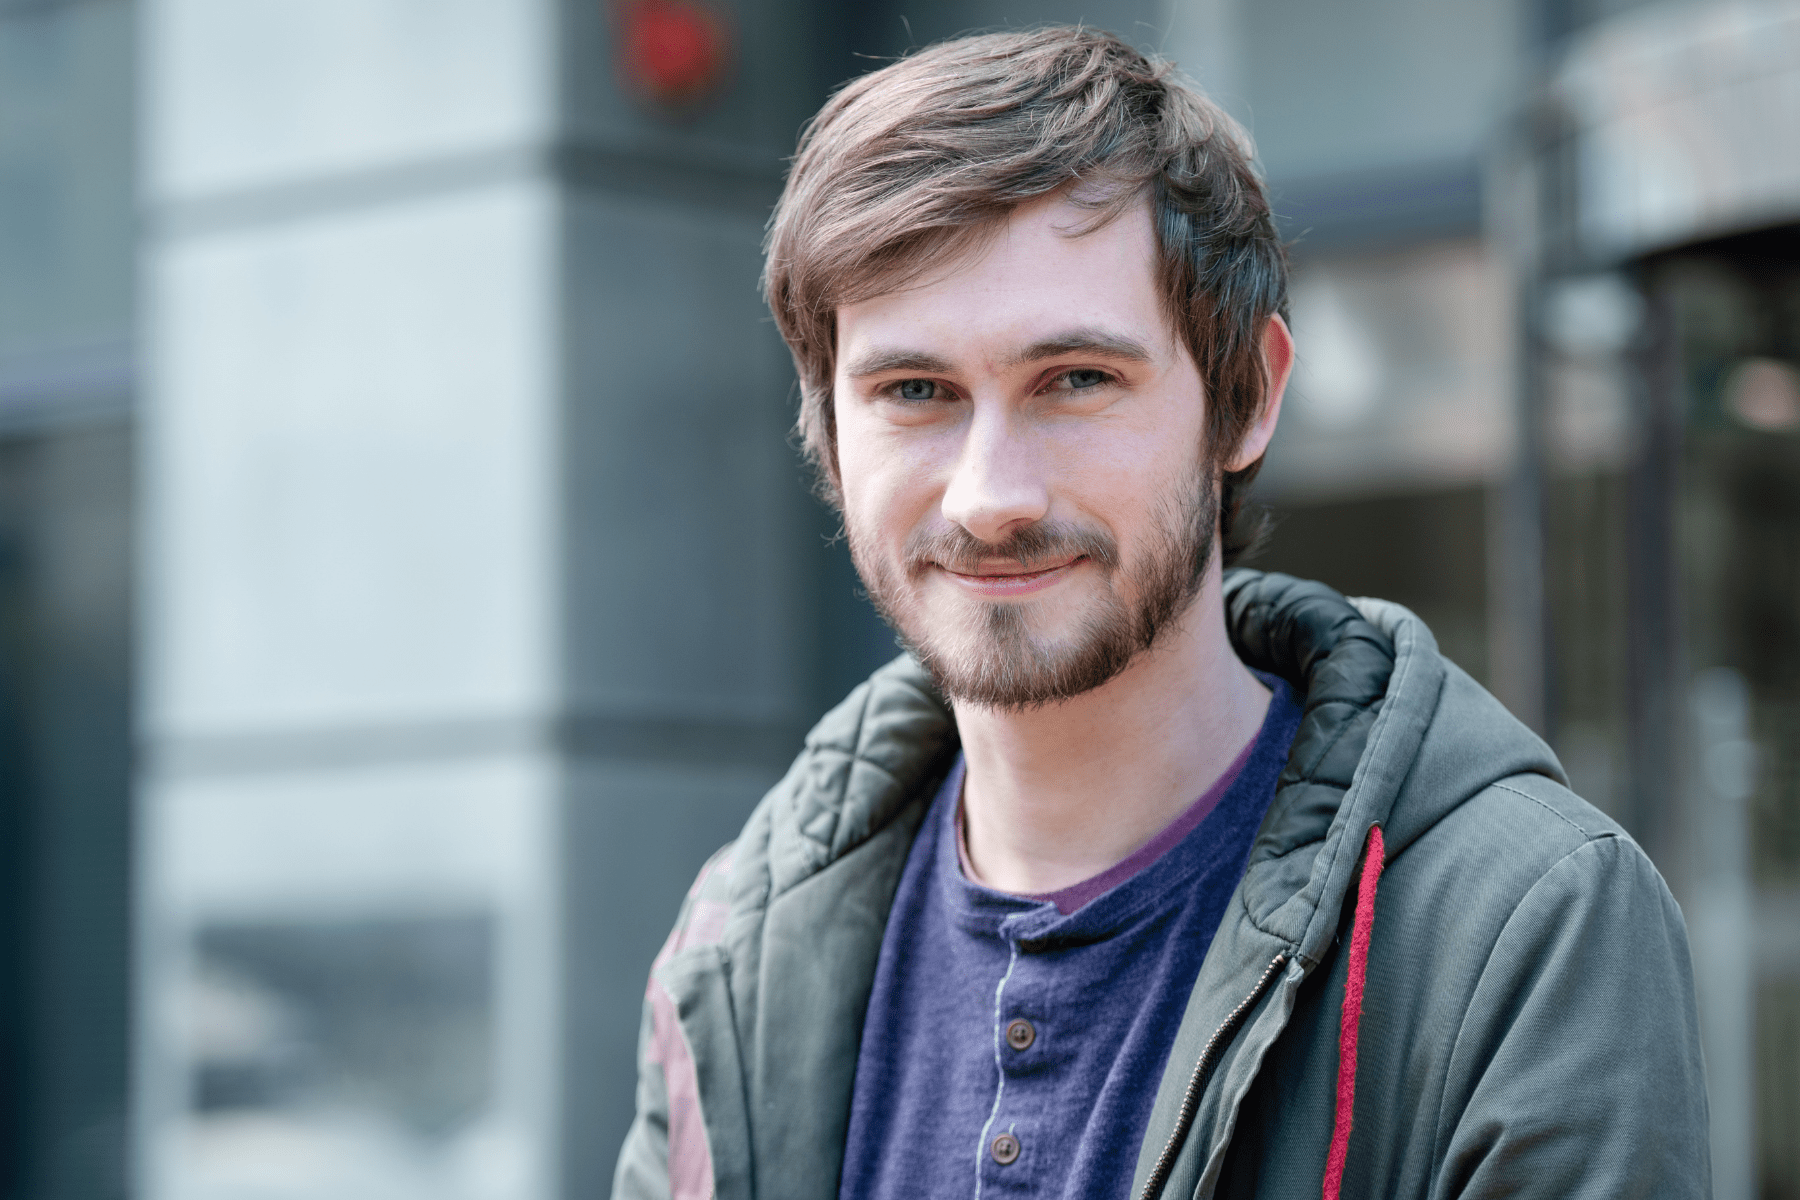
{"left": 848, "top": 471, "right": 1218, "bottom": 711}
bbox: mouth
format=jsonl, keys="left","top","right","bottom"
{"left": 939, "top": 555, "right": 1086, "bottom": 597}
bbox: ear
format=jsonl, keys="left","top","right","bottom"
{"left": 1224, "top": 314, "right": 1293, "bottom": 472}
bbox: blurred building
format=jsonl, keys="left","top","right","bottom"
{"left": 0, "top": 0, "right": 1795, "bottom": 1198}
{"left": 0, "top": 1, "right": 135, "bottom": 1197}
{"left": 1518, "top": 9, "right": 1800, "bottom": 1196}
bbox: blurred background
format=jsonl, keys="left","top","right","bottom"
{"left": 0, "top": 0, "right": 1797, "bottom": 1196}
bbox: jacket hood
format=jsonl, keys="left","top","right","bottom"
{"left": 1220, "top": 570, "right": 1566, "bottom": 961}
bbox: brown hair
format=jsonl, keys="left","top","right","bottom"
{"left": 763, "top": 26, "right": 1287, "bottom": 564}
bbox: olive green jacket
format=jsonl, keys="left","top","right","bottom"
{"left": 613, "top": 572, "right": 1710, "bottom": 1200}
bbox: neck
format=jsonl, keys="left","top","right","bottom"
{"left": 954, "top": 561, "right": 1272, "bottom": 895}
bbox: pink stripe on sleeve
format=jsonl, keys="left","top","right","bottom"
{"left": 645, "top": 851, "right": 734, "bottom": 1200}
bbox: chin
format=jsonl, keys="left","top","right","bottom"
{"left": 900, "top": 591, "right": 1148, "bottom": 712}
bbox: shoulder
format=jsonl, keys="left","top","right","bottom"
{"left": 1439, "top": 769, "right": 1632, "bottom": 872}
{"left": 666, "top": 655, "right": 956, "bottom": 938}
{"left": 758, "top": 654, "right": 958, "bottom": 897}
{"left": 1380, "top": 642, "right": 1651, "bottom": 903}
{"left": 1372, "top": 648, "right": 1682, "bottom": 990}
{"left": 1451, "top": 772, "right": 1682, "bottom": 954}
{"left": 1393, "top": 759, "right": 1668, "bottom": 940}
{"left": 1379, "top": 764, "right": 1686, "bottom": 1029}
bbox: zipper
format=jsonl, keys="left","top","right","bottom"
{"left": 1138, "top": 953, "right": 1289, "bottom": 1200}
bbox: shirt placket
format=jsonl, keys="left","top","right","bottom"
{"left": 975, "top": 916, "right": 1050, "bottom": 1199}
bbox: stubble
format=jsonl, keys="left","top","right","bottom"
{"left": 848, "top": 472, "right": 1218, "bottom": 710}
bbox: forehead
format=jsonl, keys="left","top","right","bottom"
{"left": 834, "top": 195, "right": 1170, "bottom": 368}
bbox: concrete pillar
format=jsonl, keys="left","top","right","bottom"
{"left": 0, "top": 3, "right": 137, "bottom": 1197}
{"left": 136, "top": 2, "right": 827, "bottom": 1196}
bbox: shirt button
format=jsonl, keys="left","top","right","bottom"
{"left": 1005, "top": 1018, "right": 1035, "bottom": 1051}
{"left": 991, "top": 1132, "right": 1021, "bottom": 1165}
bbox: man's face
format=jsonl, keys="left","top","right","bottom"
{"left": 832, "top": 195, "right": 1217, "bottom": 709}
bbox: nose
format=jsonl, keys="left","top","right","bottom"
{"left": 939, "top": 404, "right": 1049, "bottom": 545}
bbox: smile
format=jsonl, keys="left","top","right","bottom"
{"left": 940, "top": 556, "right": 1087, "bottom": 598}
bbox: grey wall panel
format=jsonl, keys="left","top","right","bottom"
{"left": 0, "top": 424, "right": 134, "bottom": 1200}
{"left": 843, "top": 0, "right": 1165, "bottom": 59}
{"left": 1234, "top": 0, "right": 1520, "bottom": 185}
{"left": 560, "top": 190, "right": 816, "bottom": 727}
{"left": 0, "top": 0, "right": 134, "bottom": 361}
{"left": 144, "top": 0, "right": 549, "bottom": 202}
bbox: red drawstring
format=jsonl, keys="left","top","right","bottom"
{"left": 1323, "top": 824, "right": 1384, "bottom": 1200}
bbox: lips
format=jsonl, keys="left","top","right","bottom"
{"left": 939, "top": 555, "right": 1086, "bottom": 596}
{"left": 953, "top": 556, "right": 1079, "bottom": 578}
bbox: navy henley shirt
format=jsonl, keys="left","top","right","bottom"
{"left": 838, "top": 675, "right": 1301, "bottom": 1200}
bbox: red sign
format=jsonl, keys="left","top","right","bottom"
{"left": 615, "top": 0, "right": 731, "bottom": 112}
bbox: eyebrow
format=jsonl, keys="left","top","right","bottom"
{"left": 843, "top": 328, "right": 1155, "bottom": 380}
{"left": 1003, "top": 329, "right": 1155, "bottom": 369}
{"left": 843, "top": 349, "right": 957, "bottom": 379}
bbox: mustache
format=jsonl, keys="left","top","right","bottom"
{"left": 904, "top": 520, "right": 1121, "bottom": 577}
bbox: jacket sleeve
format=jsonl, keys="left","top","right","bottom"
{"left": 612, "top": 843, "right": 739, "bottom": 1200}
{"left": 1435, "top": 833, "right": 1711, "bottom": 1198}
{"left": 612, "top": 994, "right": 673, "bottom": 1200}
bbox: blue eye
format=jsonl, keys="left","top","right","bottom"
{"left": 895, "top": 379, "right": 939, "bottom": 401}
{"left": 1059, "top": 369, "right": 1108, "bottom": 390}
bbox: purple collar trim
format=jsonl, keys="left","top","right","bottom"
{"left": 954, "top": 729, "right": 1262, "bottom": 916}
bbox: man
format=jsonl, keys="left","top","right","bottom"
{"left": 613, "top": 27, "right": 1709, "bottom": 1200}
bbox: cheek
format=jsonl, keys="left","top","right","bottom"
{"left": 1043, "top": 416, "right": 1198, "bottom": 530}
{"left": 833, "top": 404, "right": 929, "bottom": 547}
{"left": 832, "top": 401, "right": 874, "bottom": 496}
